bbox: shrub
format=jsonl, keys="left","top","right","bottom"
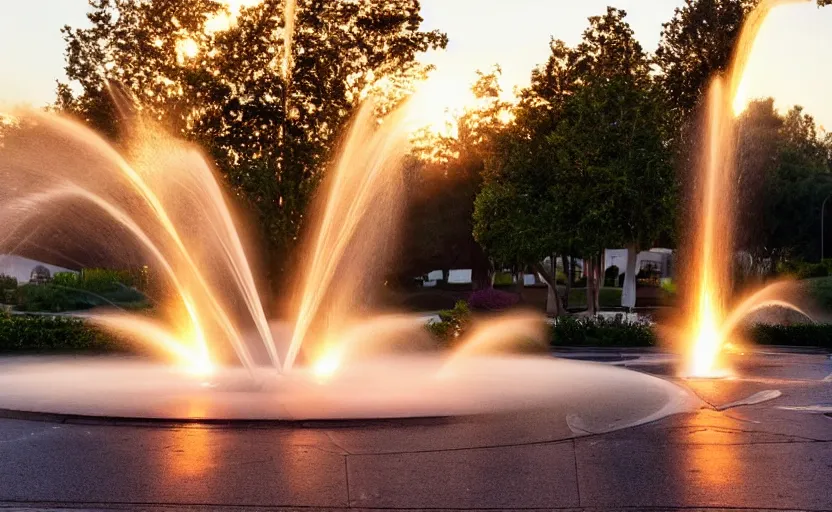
{"left": 780, "top": 260, "right": 829, "bottom": 280}
{"left": 468, "top": 288, "right": 520, "bottom": 311}
{"left": 16, "top": 284, "right": 98, "bottom": 313}
{"left": 0, "top": 274, "right": 17, "bottom": 291}
{"left": 426, "top": 300, "right": 471, "bottom": 343}
{"left": 798, "top": 263, "right": 829, "bottom": 280}
{"left": 746, "top": 323, "right": 832, "bottom": 349}
{"left": 0, "top": 312, "right": 121, "bottom": 353}
{"left": 0, "top": 274, "right": 17, "bottom": 304}
{"left": 552, "top": 316, "right": 656, "bottom": 347}
{"left": 52, "top": 272, "right": 80, "bottom": 287}
{"left": 79, "top": 268, "right": 134, "bottom": 293}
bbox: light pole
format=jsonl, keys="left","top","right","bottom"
{"left": 823, "top": 194, "right": 832, "bottom": 261}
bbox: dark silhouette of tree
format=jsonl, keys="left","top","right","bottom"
{"left": 735, "top": 99, "right": 832, "bottom": 266}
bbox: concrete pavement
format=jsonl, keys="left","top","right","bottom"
{"left": 0, "top": 349, "right": 829, "bottom": 511}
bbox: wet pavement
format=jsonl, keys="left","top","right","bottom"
{"left": 0, "top": 348, "right": 829, "bottom": 511}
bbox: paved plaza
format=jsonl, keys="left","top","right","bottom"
{"left": 0, "top": 349, "right": 829, "bottom": 512}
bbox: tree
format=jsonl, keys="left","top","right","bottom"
{"left": 401, "top": 69, "right": 511, "bottom": 290}
{"left": 656, "top": 0, "right": 829, "bottom": 119}
{"left": 473, "top": 133, "right": 569, "bottom": 316}
{"left": 552, "top": 79, "right": 674, "bottom": 313}
{"left": 58, "top": 0, "right": 446, "bottom": 282}
{"left": 472, "top": 49, "right": 579, "bottom": 315}
{"left": 556, "top": 8, "right": 674, "bottom": 313}
{"left": 734, "top": 100, "right": 832, "bottom": 266}
{"left": 655, "top": 0, "right": 753, "bottom": 119}
{"left": 474, "top": 8, "right": 674, "bottom": 315}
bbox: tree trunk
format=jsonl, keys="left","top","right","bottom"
{"left": 594, "top": 251, "right": 603, "bottom": 313}
{"left": 514, "top": 266, "right": 526, "bottom": 302}
{"left": 563, "top": 256, "right": 571, "bottom": 310}
{"left": 621, "top": 244, "right": 638, "bottom": 310}
{"left": 586, "top": 253, "right": 602, "bottom": 316}
{"left": 533, "top": 261, "right": 563, "bottom": 317}
{"left": 470, "top": 246, "right": 493, "bottom": 290}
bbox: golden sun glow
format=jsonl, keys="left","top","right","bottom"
{"left": 732, "top": 79, "right": 750, "bottom": 117}
{"left": 404, "top": 69, "right": 515, "bottom": 138}
{"left": 175, "top": 38, "right": 199, "bottom": 64}
{"left": 204, "top": 0, "right": 264, "bottom": 34}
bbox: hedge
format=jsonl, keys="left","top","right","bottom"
{"left": 747, "top": 323, "right": 832, "bottom": 349}
{"left": 0, "top": 313, "right": 121, "bottom": 353}
{"left": 552, "top": 316, "right": 656, "bottom": 347}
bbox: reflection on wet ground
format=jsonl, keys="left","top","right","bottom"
{"left": 0, "top": 347, "right": 828, "bottom": 510}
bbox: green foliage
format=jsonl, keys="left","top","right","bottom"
{"left": 79, "top": 268, "right": 134, "bottom": 292}
{"left": 475, "top": 8, "right": 674, "bottom": 290}
{"left": 0, "top": 313, "right": 120, "bottom": 353}
{"left": 426, "top": 300, "right": 471, "bottom": 343}
{"left": 52, "top": 272, "right": 79, "bottom": 288}
{"left": 747, "top": 323, "right": 832, "bottom": 349}
{"left": 735, "top": 101, "right": 832, "bottom": 263}
{"left": 493, "top": 272, "right": 514, "bottom": 286}
{"left": 806, "top": 277, "right": 832, "bottom": 310}
{"left": 660, "top": 278, "right": 677, "bottom": 295}
{"left": 15, "top": 285, "right": 101, "bottom": 313}
{"left": 0, "top": 274, "right": 17, "bottom": 291}
{"left": 655, "top": 0, "right": 752, "bottom": 118}
{"left": 0, "top": 274, "right": 17, "bottom": 305}
{"left": 779, "top": 260, "right": 830, "bottom": 280}
{"left": 15, "top": 279, "right": 148, "bottom": 313}
{"left": 552, "top": 316, "right": 656, "bottom": 347}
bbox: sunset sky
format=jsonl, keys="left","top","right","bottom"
{"left": 1, "top": 0, "right": 831, "bottom": 128}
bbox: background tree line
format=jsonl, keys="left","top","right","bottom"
{"left": 52, "top": 0, "right": 832, "bottom": 312}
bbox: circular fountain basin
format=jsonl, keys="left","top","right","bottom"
{"left": 0, "top": 355, "right": 699, "bottom": 429}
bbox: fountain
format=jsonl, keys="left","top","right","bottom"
{"left": 0, "top": 93, "right": 697, "bottom": 422}
{"left": 0, "top": 0, "right": 700, "bottom": 424}
{"left": 680, "top": 0, "right": 815, "bottom": 378}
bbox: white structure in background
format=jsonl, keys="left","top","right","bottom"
{"left": 422, "top": 270, "right": 444, "bottom": 288}
{"left": 605, "top": 248, "right": 673, "bottom": 279}
{"left": 0, "top": 255, "right": 77, "bottom": 284}
{"left": 447, "top": 269, "right": 472, "bottom": 284}
{"left": 605, "top": 248, "right": 673, "bottom": 309}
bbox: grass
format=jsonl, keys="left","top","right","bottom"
{"left": 566, "top": 287, "right": 623, "bottom": 309}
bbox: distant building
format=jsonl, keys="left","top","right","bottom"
{"left": 0, "top": 255, "right": 78, "bottom": 284}
{"left": 605, "top": 248, "right": 673, "bottom": 279}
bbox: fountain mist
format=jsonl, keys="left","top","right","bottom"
{"left": 684, "top": 0, "right": 811, "bottom": 377}
{"left": 0, "top": 111, "right": 275, "bottom": 372}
